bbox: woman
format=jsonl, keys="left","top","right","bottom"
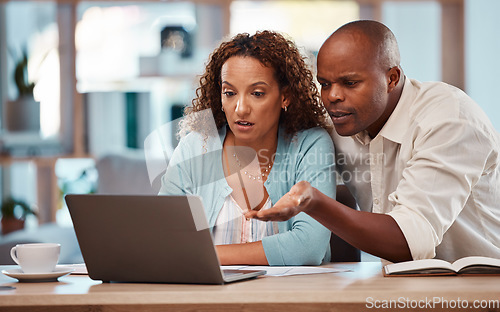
{"left": 160, "top": 31, "right": 336, "bottom": 265}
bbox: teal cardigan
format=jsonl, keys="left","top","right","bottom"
{"left": 159, "top": 126, "right": 336, "bottom": 265}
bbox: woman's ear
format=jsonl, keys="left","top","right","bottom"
{"left": 281, "top": 87, "right": 291, "bottom": 109}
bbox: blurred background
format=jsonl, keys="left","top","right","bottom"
{"left": 0, "top": 0, "right": 498, "bottom": 233}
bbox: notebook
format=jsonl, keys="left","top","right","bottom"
{"left": 65, "top": 194, "right": 266, "bottom": 284}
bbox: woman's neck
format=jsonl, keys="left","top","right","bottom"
{"left": 229, "top": 131, "right": 278, "bottom": 166}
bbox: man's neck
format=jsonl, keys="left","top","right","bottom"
{"left": 366, "top": 75, "right": 406, "bottom": 139}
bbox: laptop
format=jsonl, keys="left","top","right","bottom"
{"left": 65, "top": 194, "right": 266, "bottom": 284}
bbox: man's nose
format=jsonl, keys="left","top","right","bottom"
{"left": 326, "top": 84, "right": 344, "bottom": 103}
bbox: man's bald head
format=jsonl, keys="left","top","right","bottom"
{"left": 322, "top": 20, "right": 401, "bottom": 70}
{"left": 316, "top": 20, "right": 405, "bottom": 138}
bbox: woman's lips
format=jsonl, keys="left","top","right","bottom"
{"left": 236, "top": 120, "right": 254, "bottom": 126}
{"left": 235, "top": 120, "right": 254, "bottom": 131}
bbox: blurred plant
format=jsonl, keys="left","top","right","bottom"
{"left": 9, "top": 46, "right": 36, "bottom": 98}
{"left": 57, "top": 167, "right": 97, "bottom": 211}
{"left": 0, "top": 197, "right": 37, "bottom": 220}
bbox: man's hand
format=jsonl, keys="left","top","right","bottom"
{"left": 247, "top": 181, "right": 413, "bottom": 262}
{"left": 245, "top": 181, "right": 314, "bottom": 221}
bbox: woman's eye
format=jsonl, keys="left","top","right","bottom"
{"left": 223, "top": 91, "right": 235, "bottom": 97}
{"left": 252, "top": 91, "right": 265, "bottom": 97}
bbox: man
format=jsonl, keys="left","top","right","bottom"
{"left": 246, "top": 20, "right": 500, "bottom": 263}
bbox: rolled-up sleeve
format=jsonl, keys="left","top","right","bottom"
{"left": 387, "top": 120, "right": 495, "bottom": 260}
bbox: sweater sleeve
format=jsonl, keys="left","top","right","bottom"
{"left": 158, "top": 138, "right": 194, "bottom": 196}
{"left": 262, "top": 128, "right": 336, "bottom": 265}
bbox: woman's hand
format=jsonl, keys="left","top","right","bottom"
{"left": 245, "top": 181, "right": 315, "bottom": 221}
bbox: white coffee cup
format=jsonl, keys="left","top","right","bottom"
{"left": 10, "top": 243, "right": 60, "bottom": 273}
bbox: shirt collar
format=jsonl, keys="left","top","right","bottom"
{"left": 353, "top": 76, "right": 414, "bottom": 145}
{"left": 353, "top": 130, "right": 372, "bottom": 145}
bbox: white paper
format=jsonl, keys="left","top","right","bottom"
{"left": 222, "top": 265, "right": 350, "bottom": 276}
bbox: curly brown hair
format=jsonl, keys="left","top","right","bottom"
{"left": 181, "top": 30, "right": 331, "bottom": 137}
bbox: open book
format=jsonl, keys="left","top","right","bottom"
{"left": 383, "top": 256, "right": 500, "bottom": 276}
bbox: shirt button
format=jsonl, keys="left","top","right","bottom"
{"left": 374, "top": 198, "right": 380, "bottom": 205}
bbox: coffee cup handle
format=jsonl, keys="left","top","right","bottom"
{"left": 10, "top": 246, "right": 20, "bottom": 265}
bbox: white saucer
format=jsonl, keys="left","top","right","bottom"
{"left": 1, "top": 266, "right": 75, "bottom": 283}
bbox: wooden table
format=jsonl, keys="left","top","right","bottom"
{"left": 1, "top": 262, "right": 499, "bottom": 312}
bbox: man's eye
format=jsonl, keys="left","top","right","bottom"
{"left": 345, "top": 81, "right": 358, "bottom": 87}
{"left": 319, "top": 82, "right": 330, "bottom": 88}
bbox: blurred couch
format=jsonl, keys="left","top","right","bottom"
{"left": 95, "top": 149, "right": 160, "bottom": 195}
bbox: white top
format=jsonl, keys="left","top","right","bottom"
{"left": 333, "top": 77, "right": 500, "bottom": 262}
{"left": 212, "top": 195, "right": 279, "bottom": 245}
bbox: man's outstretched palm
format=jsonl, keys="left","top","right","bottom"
{"left": 245, "top": 181, "right": 314, "bottom": 221}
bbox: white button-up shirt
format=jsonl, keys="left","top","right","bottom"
{"left": 333, "top": 77, "right": 500, "bottom": 261}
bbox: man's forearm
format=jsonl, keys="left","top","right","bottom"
{"left": 308, "top": 188, "right": 412, "bottom": 263}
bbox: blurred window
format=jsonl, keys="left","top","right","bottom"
{"left": 230, "top": 1, "right": 359, "bottom": 53}
{"left": 466, "top": 0, "right": 500, "bottom": 130}
{"left": 382, "top": 1, "right": 442, "bottom": 82}
{"left": 76, "top": 2, "right": 197, "bottom": 87}
{"left": 3, "top": 1, "right": 59, "bottom": 138}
